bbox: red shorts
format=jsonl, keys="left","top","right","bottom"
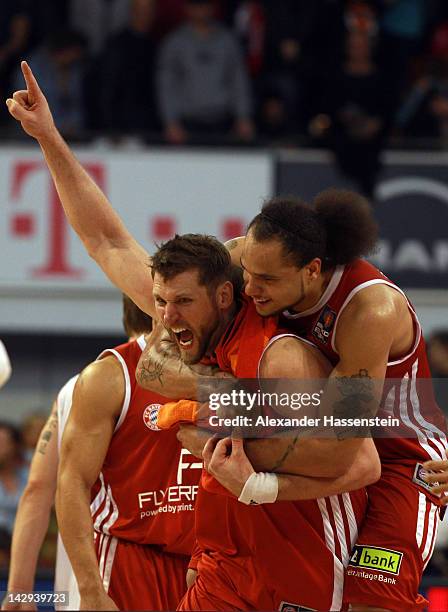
{"left": 180, "top": 492, "right": 367, "bottom": 611}
{"left": 95, "top": 533, "right": 189, "bottom": 610}
{"left": 178, "top": 552, "right": 277, "bottom": 611}
{"left": 343, "top": 465, "right": 441, "bottom": 611}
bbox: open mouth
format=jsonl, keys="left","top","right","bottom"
{"left": 253, "top": 298, "right": 271, "bottom": 305}
{"left": 171, "top": 327, "right": 194, "bottom": 348}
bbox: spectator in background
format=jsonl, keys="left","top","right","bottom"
{"left": 0, "top": 423, "right": 27, "bottom": 540}
{"left": 378, "top": 0, "right": 430, "bottom": 91}
{"left": 17, "top": 30, "right": 88, "bottom": 138}
{"left": 21, "top": 412, "right": 47, "bottom": 464}
{"left": 309, "top": 26, "right": 391, "bottom": 198}
{"left": 100, "top": 0, "right": 158, "bottom": 136}
{"left": 157, "top": 0, "right": 254, "bottom": 144}
{"left": 396, "top": 23, "right": 448, "bottom": 141}
{"left": 428, "top": 330, "right": 448, "bottom": 413}
{"left": 256, "top": 1, "right": 323, "bottom": 139}
{"left": 0, "top": 1, "right": 32, "bottom": 126}
{"left": 69, "top": 0, "right": 131, "bottom": 57}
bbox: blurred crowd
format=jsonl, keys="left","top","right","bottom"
{"left": 2, "top": 0, "right": 448, "bottom": 194}
{"left": 0, "top": 413, "right": 57, "bottom": 570}
{"left": 1, "top": 2, "right": 448, "bottom": 143}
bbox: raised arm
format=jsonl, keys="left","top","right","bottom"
{"left": 56, "top": 357, "right": 123, "bottom": 611}
{"left": 6, "top": 61, "right": 154, "bottom": 316}
{"left": 2, "top": 403, "right": 58, "bottom": 611}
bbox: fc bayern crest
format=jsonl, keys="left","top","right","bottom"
{"left": 143, "top": 404, "right": 162, "bottom": 431}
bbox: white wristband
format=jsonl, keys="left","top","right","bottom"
{"left": 238, "top": 472, "right": 279, "bottom": 505}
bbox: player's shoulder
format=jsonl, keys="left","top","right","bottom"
{"left": 76, "top": 355, "right": 124, "bottom": 399}
{"left": 260, "top": 335, "right": 327, "bottom": 379}
{"left": 342, "top": 281, "right": 405, "bottom": 323}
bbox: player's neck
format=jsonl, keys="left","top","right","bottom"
{"left": 206, "top": 302, "right": 238, "bottom": 356}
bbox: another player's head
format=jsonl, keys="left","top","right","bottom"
{"left": 151, "top": 234, "right": 235, "bottom": 364}
{"left": 243, "top": 189, "right": 378, "bottom": 316}
{"left": 122, "top": 294, "right": 153, "bottom": 340}
{"left": 0, "top": 421, "right": 22, "bottom": 469}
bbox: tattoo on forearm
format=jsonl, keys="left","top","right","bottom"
{"left": 332, "top": 369, "right": 375, "bottom": 439}
{"left": 270, "top": 433, "right": 300, "bottom": 472}
{"left": 37, "top": 412, "right": 58, "bottom": 455}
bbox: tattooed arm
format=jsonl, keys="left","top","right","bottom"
{"left": 3, "top": 402, "right": 58, "bottom": 608}
{"left": 224, "top": 237, "right": 245, "bottom": 267}
{"left": 136, "top": 321, "right": 234, "bottom": 398}
{"left": 245, "top": 288, "right": 395, "bottom": 478}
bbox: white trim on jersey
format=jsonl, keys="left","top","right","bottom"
{"left": 102, "top": 535, "right": 119, "bottom": 593}
{"left": 416, "top": 496, "right": 440, "bottom": 571}
{"left": 317, "top": 498, "right": 344, "bottom": 611}
{"left": 399, "top": 374, "right": 441, "bottom": 461}
{"left": 416, "top": 493, "right": 427, "bottom": 549}
{"left": 282, "top": 266, "right": 345, "bottom": 320}
{"left": 341, "top": 492, "right": 360, "bottom": 550}
{"left": 422, "top": 504, "right": 438, "bottom": 566}
{"left": 56, "top": 375, "right": 79, "bottom": 450}
{"left": 330, "top": 279, "right": 422, "bottom": 365}
{"left": 96, "top": 348, "right": 132, "bottom": 433}
{"left": 330, "top": 496, "right": 350, "bottom": 567}
{"left": 102, "top": 486, "right": 119, "bottom": 535}
{"left": 423, "top": 506, "right": 439, "bottom": 571}
{"left": 409, "top": 361, "right": 448, "bottom": 457}
{"left": 136, "top": 334, "right": 147, "bottom": 351}
{"left": 90, "top": 473, "right": 106, "bottom": 515}
{"left": 94, "top": 493, "right": 112, "bottom": 532}
{"left": 55, "top": 374, "right": 82, "bottom": 610}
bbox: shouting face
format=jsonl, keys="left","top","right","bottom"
{"left": 153, "top": 269, "right": 230, "bottom": 364}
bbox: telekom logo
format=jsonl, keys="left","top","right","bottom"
{"left": 10, "top": 160, "right": 247, "bottom": 280}
{"left": 10, "top": 160, "right": 105, "bottom": 278}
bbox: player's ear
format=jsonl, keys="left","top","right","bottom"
{"left": 216, "top": 281, "right": 233, "bottom": 310}
{"left": 305, "top": 258, "right": 322, "bottom": 281}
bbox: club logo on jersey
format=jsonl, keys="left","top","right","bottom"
{"left": 312, "top": 306, "right": 336, "bottom": 344}
{"left": 143, "top": 404, "right": 162, "bottom": 431}
{"left": 413, "top": 462, "right": 440, "bottom": 496}
{"left": 279, "top": 602, "right": 315, "bottom": 612}
{"left": 349, "top": 545, "right": 403, "bottom": 575}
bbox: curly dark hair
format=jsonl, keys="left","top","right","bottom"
{"left": 248, "top": 189, "right": 378, "bottom": 271}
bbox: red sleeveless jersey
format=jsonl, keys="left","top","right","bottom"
{"left": 280, "top": 259, "right": 448, "bottom": 465}
{"left": 196, "top": 299, "right": 368, "bottom": 610}
{"left": 90, "top": 336, "right": 201, "bottom": 554}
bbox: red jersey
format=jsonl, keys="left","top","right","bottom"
{"left": 89, "top": 336, "right": 201, "bottom": 554}
{"left": 194, "top": 298, "right": 368, "bottom": 611}
{"left": 280, "top": 259, "right": 448, "bottom": 466}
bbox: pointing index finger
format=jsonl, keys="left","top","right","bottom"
{"left": 21, "top": 61, "right": 41, "bottom": 104}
